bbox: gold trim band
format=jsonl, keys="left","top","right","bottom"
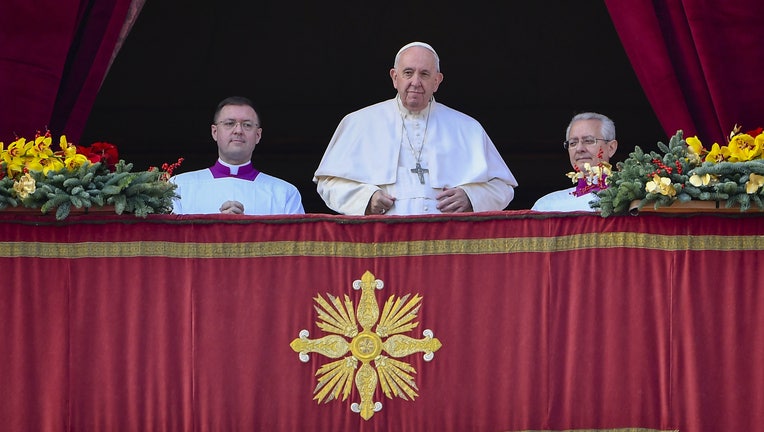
{"left": 2, "top": 232, "right": 762, "bottom": 259}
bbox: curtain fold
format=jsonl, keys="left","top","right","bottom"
{"left": 0, "top": 0, "right": 143, "bottom": 142}
{"left": 672, "top": 248, "right": 764, "bottom": 431}
{"left": 605, "top": 0, "right": 764, "bottom": 145}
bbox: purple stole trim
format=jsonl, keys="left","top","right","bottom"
{"left": 571, "top": 176, "right": 608, "bottom": 197}
{"left": 209, "top": 161, "right": 259, "bottom": 181}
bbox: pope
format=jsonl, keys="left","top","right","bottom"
{"left": 313, "top": 41, "right": 518, "bottom": 216}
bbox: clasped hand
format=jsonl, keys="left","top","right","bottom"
{"left": 366, "top": 187, "right": 473, "bottom": 215}
{"left": 435, "top": 187, "right": 473, "bottom": 212}
{"left": 220, "top": 200, "right": 245, "bottom": 214}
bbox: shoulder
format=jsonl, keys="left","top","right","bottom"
{"left": 433, "top": 102, "right": 485, "bottom": 134}
{"left": 531, "top": 188, "right": 574, "bottom": 209}
{"left": 329, "top": 99, "right": 397, "bottom": 140}
{"left": 343, "top": 99, "right": 395, "bottom": 120}
{"left": 256, "top": 173, "right": 301, "bottom": 193}
{"left": 170, "top": 168, "right": 211, "bottom": 184}
{"left": 433, "top": 101, "right": 481, "bottom": 126}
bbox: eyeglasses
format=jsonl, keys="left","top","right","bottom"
{"left": 563, "top": 137, "right": 610, "bottom": 150}
{"left": 215, "top": 120, "right": 259, "bottom": 132}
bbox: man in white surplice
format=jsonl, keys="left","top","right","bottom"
{"left": 313, "top": 42, "right": 518, "bottom": 216}
{"left": 170, "top": 96, "right": 304, "bottom": 215}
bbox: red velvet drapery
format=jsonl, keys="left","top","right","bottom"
{"left": 2, "top": 211, "right": 763, "bottom": 431}
{"left": 0, "top": 0, "right": 143, "bottom": 142}
{"left": 605, "top": 0, "right": 764, "bottom": 145}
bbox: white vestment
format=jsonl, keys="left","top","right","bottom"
{"left": 170, "top": 166, "right": 304, "bottom": 215}
{"left": 531, "top": 186, "right": 599, "bottom": 212}
{"left": 313, "top": 98, "right": 518, "bottom": 215}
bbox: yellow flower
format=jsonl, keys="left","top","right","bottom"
{"left": 12, "top": 172, "right": 36, "bottom": 199}
{"left": 59, "top": 135, "right": 69, "bottom": 151}
{"left": 754, "top": 132, "right": 764, "bottom": 156}
{"left": 566, "top": 162, "right": 611, "bottom": 184}
{"left": 566, "top": 170, "right": 584, "bottom": 182}
{"left": 4, "top": 138, "right": 32, "bottom": 177}
{"left": 566, "top": 162, "right": 590, "bottom": 183}
{"left": 685, "top": 136, "right": 705, "bottom": 164}
{"left": 704, "top": 143, "right": 730, "bottom": 163}
{"left": 30, "top": 134, "right": 55, "bottom": 157}
{"left": 64, "top": 152, "right": 88, "bottom": 170}
{"left": 645, "top": 174, "right": 676, "bottom": 197}
{"left": 40, "top": 156, "right": 66, "bottom": 174}
{"left": 727, "top": 133, "right": 762, "bottom": 162}
{"left": 61, "top": 142, "right": 88, "bottom": 170}
{"left": 589, "top": 161, "right": 611, "bottom": 177}
{"left": 746, "top": 173, "right": 764, "bottom": 194}
{"left": 5, "top": 137, "right": 30, "bottom": 160}
{"left": 689, "top": 173, "right": 712, "bottom": 187}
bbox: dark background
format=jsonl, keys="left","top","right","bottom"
{"left": 81, "top": 1, "right": 665, "bottom": 213}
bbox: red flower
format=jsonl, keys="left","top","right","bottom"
{"left": 77, "top": 142, "right": 119, "bottom": 170}
{"left": 746, "top": 127, "right": 763, "bottom": 137}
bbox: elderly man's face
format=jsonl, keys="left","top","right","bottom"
{"left": 390, "top": 46, "right": 444, "bottom": 113}
{"left": 567, "top": 119, "right": 617, "bottom": 172}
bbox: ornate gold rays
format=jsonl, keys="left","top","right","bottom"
{"left": 290, "top": 270, "right": 442, "bottom": 420}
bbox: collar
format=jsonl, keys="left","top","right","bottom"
{"left": 209, "top": 160, "right": 259, "bottom": 181}
{"left": 396, "top": 95, "right": 435, "bottom": 118}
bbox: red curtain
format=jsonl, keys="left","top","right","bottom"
{"left": 605, "top": 0, "right": 764, "bottom": 145}
{"left": 0, "top": 0, "right": 143, "bottom": 142}
{"left": 2, "top": 211, "right": 764, "bottom": 431}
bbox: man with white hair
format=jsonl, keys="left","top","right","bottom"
{"left": 314, "top": 41, "right": 518, "bottom": 216}
{"left": 531, "top": 112, "right": 618, "bottom": 212}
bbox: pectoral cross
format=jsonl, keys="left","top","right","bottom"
{"left": 410, "top": 162, "right": 429, "bottom": 184}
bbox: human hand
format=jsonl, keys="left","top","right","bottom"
{"left": 365, "top": 190, "right": 396, "bottom": 215}
{"left": 219, "top": 200, "right": 245, "bottom": 214}
{"left": 436, "top": 187, "right": 473, "bottom": 213}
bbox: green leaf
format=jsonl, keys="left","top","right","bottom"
{"left": 55, "top": 202, "right": 71, "bottom": 220}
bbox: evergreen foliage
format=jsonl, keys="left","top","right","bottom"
{"left": 594, "top": 130, "right": 764, "bottom": 217}
{"left": 0, "top": 160, "right": 178, "bottom": 220}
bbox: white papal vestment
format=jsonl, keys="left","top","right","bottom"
{"left": 313, "top": 98, "right": 518, "bottom": 215}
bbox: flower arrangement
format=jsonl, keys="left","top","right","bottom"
{"left": 593, "top": 125, "right": 764, "bottom": 216}
{"left": 1, "top": 130, "right": 182, "bottom": 220}
{"left": 566, "top": 160, "right": 612, "bottom": 197}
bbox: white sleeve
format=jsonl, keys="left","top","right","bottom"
{"left": 285, "top": 187, "right": 306, "bottom": 214}
{"left": 459, "top": 177, "right": 515, "bottom": 212}
{"left": 316, "top": 176, "right": 380, "bottom": 215}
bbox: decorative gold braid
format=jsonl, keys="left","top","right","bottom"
{"left": 2, "top": 233, "right": 762, "bottom": 259}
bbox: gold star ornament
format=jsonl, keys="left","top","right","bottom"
{"left": 290, "top": 270, "right": 442, "bottom": 420}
